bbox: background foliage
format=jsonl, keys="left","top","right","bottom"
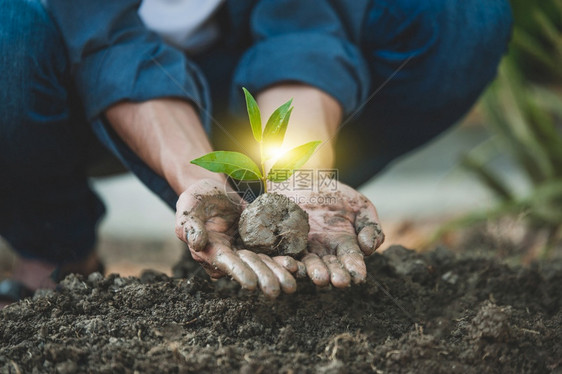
{"left": 453, "top": 0, "right": 562, "bottom": 254}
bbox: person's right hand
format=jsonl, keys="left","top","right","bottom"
{"left": 175, "top": 179, "right": 301, "bottom": 298}
{"left": 274, "top": 181, "right": 384, "bottom": 289}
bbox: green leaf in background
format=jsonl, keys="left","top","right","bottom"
{"left": 263, "top": 99, "right": 293, "bottom": 149}
{"left": 512, "top": 28, "right": 562, "bottom": 80}
{"left": 482, "top": 62, "right": 555, "bottom": 184}
{"left": 509, "top": 0, "right": 562, "bottom": 82}
{"left": 446, "top": 0, "right": 562, "bottom": 255}
{"left": 242, "top": 87, "right": 262, "bottom": 142}
{"left": 533, "top": 9, "right": 562, "bottom": 59}
{"left": 191, "top": 151, "right": 262, "bottom": 181}
{"left": 530, "top": 179, "right": 562, "bottom": 224}
{"left": 267, "top": 141, "right": 321, "bottom": 182}
{"left": 461, "top": 154, "right": 514, "bottom": 202}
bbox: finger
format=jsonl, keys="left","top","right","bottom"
{"left": 175, "top": 194, "right": 193, "bottom": 242}
{"left": 322, "top": 255, "right": 351, "bottom": 288}
{"left": 211, "top": 246, "right": 258, "bottom": 291}
{"left": 259, "top": 254, "right": 297, "bottom": 294}
{"left": 302, "top": 254, "right": 330, "bottom": 287}
{"left": 174, "top": 187, "right": 208, "bottom": 239}
{"left": 336, "top": 239, "right": 367, "bottom": 284}
{"left": 273, "top": 256, "right": 298, "bottom": 273}
{"left": 295, "top": 261, "right": 307, "bottom": 279}
{"left": 237, "top": 250, "right": 280, "bottom": 298}
{"left": 357, "top": 223, "right": 385, "bottom": 256}
{"left": 190, "top": 251, "right": 225, "bottom": 279}
{"left": 184, "top": 215, "right": 208, "bottom": 251}
{"left": 354, "top": 196, "right": 384, "bottom": 255}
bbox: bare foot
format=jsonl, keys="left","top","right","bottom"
{"left": 0, "top": 252, "right": 101, "bottom": 309}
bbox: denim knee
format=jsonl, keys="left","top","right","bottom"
{"left": 0, "top": 0, "right": 104, "bottom": 263}
{"left": 0, "top": 0, "right": 67, "bottom": 99}
{"left": 337, "top": 0, "right": 512, "bottom": 187}
{"left": 0, "top": 0, "right": 76, "bottom": 188}
{"left": 426, "top": 0, "right": 513, "bottom": 110}
{"left": 363, "top": 0, "right": 513, "bottom": 113}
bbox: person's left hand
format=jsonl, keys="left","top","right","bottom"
{"left": 175, "top": 179, "right": 301, "bottom": 298}
{"left": 274, "top": 181, "right": 384, "bottom": 288}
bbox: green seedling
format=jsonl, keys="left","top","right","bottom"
{"left": 191, "top": 88, "right": 321, "bottom": 193}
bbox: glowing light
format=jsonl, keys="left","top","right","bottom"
{"left": 266, "top": 146, "right": 289, "bottom": 161}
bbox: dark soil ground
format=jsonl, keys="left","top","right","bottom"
{"left": 1, "top": 237, "right": 561, "bottom": 373}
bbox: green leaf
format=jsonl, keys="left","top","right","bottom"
{"left": 267, "top": 141, "right": 321, "bottom": 182}
{"left": 533, "top": 9, "right": 562, "bottom": 58}
{"left": 242, "top": 88, "right": 262, "bottom": 142}
{"left": 482, "top": 62, "right": 555, "bottom": 184}
{"left": 461, "top": 155, "right": 513, "bottom": 202}
{"left": 530, "top": 179, "right": 562, "bottom": 224}
{"left": 263, "top": 99, "right": 293, "bottom": 149}
{"left": 191, "top": 151, "right": 262, "bottom": 181}
{"left": 512, "top": 28, "right": 562, "bottom": 78}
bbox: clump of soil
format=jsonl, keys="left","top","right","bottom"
{"left": 238, "top": 193, "right": 309, "bottom": 257}
{"left": 1, "top": 244, "right": 561, "bottom": 373}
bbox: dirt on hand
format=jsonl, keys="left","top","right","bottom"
{"left": 1, "top": 244, "right": 561, "bottom": 373}
{"left": 238, "top": 193, "right": 309, "bottom": 257}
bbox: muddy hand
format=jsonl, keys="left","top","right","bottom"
{"left": 175, "top": 179, "right": 298, "bottom": 298}
{"left": 278, "top": 182, "right": 384, "bottom": 288}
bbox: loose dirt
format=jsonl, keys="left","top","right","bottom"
{"left": 0, "top": 244, "right": 561, "bottom": 373}
{"left": 239, "top": 193, "right": 309, "bottom": 257}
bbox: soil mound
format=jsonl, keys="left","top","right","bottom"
{"left": 239, "top": 193, "right": 309, "bottom": 257}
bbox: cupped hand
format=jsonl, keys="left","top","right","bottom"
{"left": 276, "top": 181, "right": 385, "bottom": 288}
{"left": 175, "top": 179, "right": 301, "bottom": 298}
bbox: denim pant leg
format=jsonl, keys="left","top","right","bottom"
{"left": 336, "top": 0, "right": 513, "bottom": 188}
{"left": 0, "top": 0, "right": 105, "bottom": 264}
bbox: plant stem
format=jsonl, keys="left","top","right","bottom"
{"left": 259, "top": 141, "right": 268, "bottom": 193}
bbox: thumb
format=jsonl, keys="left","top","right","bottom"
{"left": 354, "top": 198, "right": 385, "bottom": 256}
{"left": 175, "top": 192, "right": 209, "bottom": 251}
{"left": 176, "top": 209, "right": 209, "bottom": 251}
{"left": 184, "top": 214, "right": 208, "bottom": 251}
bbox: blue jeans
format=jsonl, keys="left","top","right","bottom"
{"left": 0, "top": 0, "right": 512, "bottom": 264}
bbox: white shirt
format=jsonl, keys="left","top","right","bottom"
{"left": 138, "top": 0, "right": 224, "bottom": 53}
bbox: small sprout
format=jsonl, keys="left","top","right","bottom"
{"left": 191, "top": 88, "right": 321, "bottom": 192}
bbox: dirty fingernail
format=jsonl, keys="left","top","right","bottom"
{"left": 350, "top": 270, "right": 366, "bottom": 284}
{"left": 296, "top": 262, "right": 307, "bottom": 278}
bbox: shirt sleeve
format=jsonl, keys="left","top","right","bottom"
{"left": 45, "top": 0, "right": 209, "bottom": 122}
{"left": 231, "top": 0, "right": 371, "bottom": 118}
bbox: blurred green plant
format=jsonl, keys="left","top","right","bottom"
{"left": 434, "top": 1, "right": 562, "bottom": 256}
{"left": 510, "top": 0, "right": 562, "bottom": 81}
{"left": 442, "top": 58, "right": 562, "bottom": 256}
